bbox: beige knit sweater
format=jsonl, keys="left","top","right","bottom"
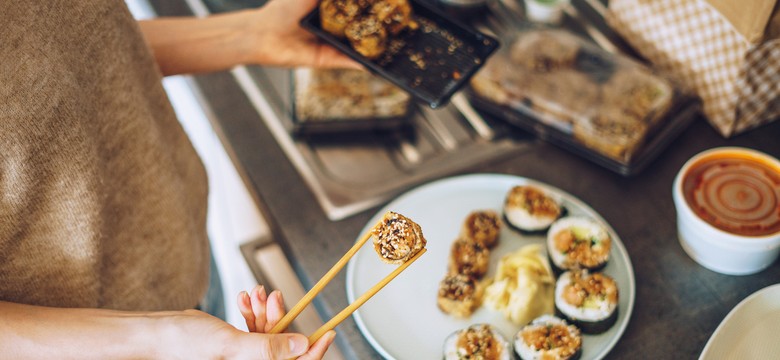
{"left": 0, "top": 1, "right": 210, "bottom": 311}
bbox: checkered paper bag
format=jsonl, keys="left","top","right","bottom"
{"left": 606, "top": 0, "right": 780, "bottom": 138}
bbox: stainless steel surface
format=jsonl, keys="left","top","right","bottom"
{"left": 186, "top": 0, "right": 637, "bottom": 221}
{"left": 186, "top": 0, "right": 646, "bottom": 221}
{"left": 189, "top": 0, "right": 541, "bottom": 221}
{"left": 233, "top": 65, "right": 532, "bottom": 221}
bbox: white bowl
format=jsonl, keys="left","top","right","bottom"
{"left": 524, "top": 0, "right": 569, "bottom": 24}
{"left": 673, "top": 147, "right": 780, "bottom": 275}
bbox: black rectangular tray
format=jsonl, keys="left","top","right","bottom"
{"left": 300, "top": 0, "right": 499, "bottom": 109}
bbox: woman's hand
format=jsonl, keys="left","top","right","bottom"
{"left": 243, "top": 0, "right": 361, "bottom": 69}
{"left": 237, "top": 285, "right": 336, "bottom": 360}
{"left": 139, "top": 0, "right": 361, "bottom": 76}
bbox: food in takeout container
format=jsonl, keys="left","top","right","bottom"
{"left": 300, "top": 0, "right": 499, "bottom": 108}
{"left": 468, "top": 27, "right": 691, "bottom": 173}
{"left": 443, "top": 324, "right": 512, "bottom": 360}
{"left": 291, "top": 68, "right": 412, "bottom": 134}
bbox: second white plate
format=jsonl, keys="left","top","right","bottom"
{"left": 346, "top": 173, "right": 636, "bottom": 359}
{"left": 700, "top": 284, "right": 780, "bottom": 360}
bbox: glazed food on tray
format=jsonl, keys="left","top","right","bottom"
{"left": 437, "top": 273, "right": 483, "bottom": 318}
{"left": 515, "top": 315, "right": 583, "bottom": 360}
{"left": 461, "top": 210, "right": 502, "bottom": 249}
{"left": 320, "top": 0, "right": 417, "bottom": 59}
{"left": 554, "top": 270, "right": 619, "bottom": 334}
{"left": 371, "top": 211, "right": 426, "bottom": 264}
{"left": 443, "top": 324, "right": 512, "bottom": 360}
{"left": 503, "top": 185, "right": 564, "bottom": 233}
{"left": 470, "top": 28, "right": 674, "bottom": 163}
{"left": 293, "top": 68, "right": 411, "bottom": 124}
{"left": 547, "top": 216, "right": 611, "bottom": 273}
{"left": 482, "top": 244, "right": 555, "bottom": 325}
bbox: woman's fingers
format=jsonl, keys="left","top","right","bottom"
{"left": 237, "top": 290, "right": 256, "bottom": 332}
{"left": 298, "top": 330, "right": 337, "bottom": 360}
{"left": 249, "top": 285, "right": 269, "bottom": 332}
{"left": 265, "top": 290, "right": 286, "bottom": 333}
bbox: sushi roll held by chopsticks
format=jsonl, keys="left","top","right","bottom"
{"left": 372, "top": 211, "right": 427, "bottom": 264}
{"left": 272, "top": 211, "right": 427, "bottom": 343}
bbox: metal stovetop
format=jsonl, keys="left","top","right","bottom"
{"left": 186, "top": 0, "right": 622, "bottom": 221}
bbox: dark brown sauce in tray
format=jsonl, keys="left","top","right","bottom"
{"left": 682, "top": 152, "right": 780, "bottom": 237}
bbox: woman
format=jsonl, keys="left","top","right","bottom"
{"left": 0, "top": 0, "right": 356, "bottom": 358}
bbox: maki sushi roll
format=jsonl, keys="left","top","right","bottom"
{"left": 514, "top": 315, "right": 582, "bottom": 360}
{"left": 448, "top": 237, "right": 491, "bottom": 278}
{"left": 503, "top": 185, "right": 563, "bottom": 233}
{"left": 443, "top": 324, "right": 512, "bottom": 360}
{"left": 371, "top": 211, "right": 426, "bottom": 265}
{"left": 437, "top": 273, "right": 482, "bottom": 318}
{"left": 547, "top": 217, "right": 611, "bottom": 273}
{"left": 461, "top": 210, "right": 502, "bottom": 249}
{"left": 554, "top": 270, "right": 619, "bottom": 334}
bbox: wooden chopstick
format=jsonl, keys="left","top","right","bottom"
{"left": 308, "top": 247, "right": 427, "bottom": 343}
{"left": 269, "top": 224, "right": 377, "bottom": 334}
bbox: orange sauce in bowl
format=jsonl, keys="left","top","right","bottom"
{"left": 682, "top": 151, "right": 780, "bottom": 237}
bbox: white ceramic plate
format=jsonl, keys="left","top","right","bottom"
{"left": 346, "top": 173, "right": 636, "bottom": 359}
{"left": 700, "top": 284, "right": 780, "bottom": 360}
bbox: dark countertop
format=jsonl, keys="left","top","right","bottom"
{"left": 189, "top": 66, "right": 780, "bottom": 359}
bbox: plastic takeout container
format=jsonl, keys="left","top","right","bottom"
{"left": 290, "top": 68, "right": 413, "bottom": 135}
{"left": 673, "top": 147, "right": 780, "bottom": 275}
{"left": 300, "top": 0, "right": 499, "bottom": 109}
{"left": 467, "top": 27, "right": 698, "bottom": 175}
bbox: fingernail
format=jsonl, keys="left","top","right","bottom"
{"left": 324, "top": 330, "right": 337, "bottom": 345}
{"left": 288, "top": 334, "right": 308, "bottom": 355}
{"left": 254, "top": 285, "right": 267, "bottom": 302}
{"left": 272, "top": 290, "right": 284, "bottom": 307}
{"left": 239, "top": 291, "right": 250, "bottom": 308}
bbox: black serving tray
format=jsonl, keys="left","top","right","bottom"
{"left": 300, "top": 0, "right": 499, "bottom": 108}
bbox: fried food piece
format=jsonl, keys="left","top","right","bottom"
{"left": 461, "top": 210, "right": 501, "bottom": 249}
{"left": 320, "top": 0, "right": 416, "bottom": 59}
{"left": 345, "top": 15, "right": 388, "bottom": 59}
{"left": 371, "top": 0, "right": 413, "bottom": 35}
{"left": 437, "top": 273, "right": 482, "bottom": 318}
{"left": 320, "top": 0, "right": 367, "bottom": 38}
{"left": 448, "top": 237, "right": 490, "bottom": 278}
{"left": 371, "top": 211, "right": 426, "bottom": 264}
